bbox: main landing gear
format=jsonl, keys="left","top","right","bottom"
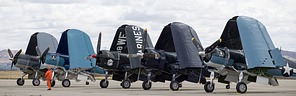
{"left": 99, "top": 71, "right": 110, "bottom": 88}
{"left": 16, "top": 73, "right": 27, "bottom": 86}
{"left": 121, "top": 79, "right": 131, "bottom": 89}
{"left": 32, "top": 72, "right": 40, "bottom": 86}
{"left": 170, "top": 74, "right": 182, "bottom": 91}
{"left": 142, "top": 71, "right": 152, "bottom": 90}
{"left": 204, "top": 71, "right": 215, "bottom": 92}
{"left": 236, "top": 72, "right": 247, "bottom": 93}
{"left": 236, "top": 82, "right": 247, "bottom": 93}
{"left": 32, "top": 79, "right": 40, "bottom": 86}
{"left": 17, "top": 78, "right": 25, "bottom": 86}
{"left": 120, "top": 72, "right": 132, "bottom": 89}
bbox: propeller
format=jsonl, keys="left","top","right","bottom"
{"left": 191, "top": 38, "right": 205, "bottom": 57}
{"left": 35, "top": 46, "right": 50, "bottom": 64}
{"left": 8, "top": 49, "right": 22, "bottom": 70}
{"left": 41, "top": 47, "right": 50, "bottom": 64}
{"left": 36, "top": 46, "right": 42, "bottom": 56}
{"left": 86, "top": 32, "right": 102, "bottom": 60}
{"left": 205, "top": 38, "right": 222, "bottom": 53}
{"left": 97, "top": 32, "right": 102, "bottom": 54}
{"left": 8, "top": 49, "right": 13, "bottom": 58}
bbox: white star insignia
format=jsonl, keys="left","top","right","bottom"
{"left": 283, "top": 62, "right": 292, "bottom": 76}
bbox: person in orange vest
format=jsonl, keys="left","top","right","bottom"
{"left": 45, "top": 66, "right": 53, "bottom": 90}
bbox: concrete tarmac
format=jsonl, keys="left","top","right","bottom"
{"left": 1, "top": 79, "right": 296, "bottom": 96}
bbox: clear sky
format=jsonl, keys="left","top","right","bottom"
{"left": 0, "top": 0, "right": 295, "bottom": 52}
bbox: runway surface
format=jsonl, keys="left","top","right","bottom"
{"left": 1, "top": 79, "right": 296, "bottom": 96}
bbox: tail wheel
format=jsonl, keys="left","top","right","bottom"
{"left": 121, "top": 80, "right": 131, "bottom": 89}
{"left": 16, "top": 78, "right": 25, "bottom": 86}
{"left": 170, "top": 81, "right": 179, "bottom": 91}
{"left": 62, "top": 79, "right": 71, "bottom": 87}
{"left": 99, "top": 79, "right": 109, "bottom": 88}
{"left": 142, "top": 80, "right": 152, "bottom": 90}
{"left": 32, "top": 79, "right": 40, "bottom": 86}
{"left": 236, "top": 82, "right": 247, "bottom": 93}
{"left": 204, "top": 81, "right": 215, "bottom": 93}
{"left": 226, "top": 84, "right": 230, "bottom": 89}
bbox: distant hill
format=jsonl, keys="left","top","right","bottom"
{"left": 281, "top": 50, "right": 296, "bottom": 58}
{"left": 0, "top": 50, "right": 18, "bottom": 70}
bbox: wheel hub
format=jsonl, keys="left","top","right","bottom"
{"left": 124, "top": 81, "right": 129, "bottom": 87}
{"left": 172, "top": 83, "right": 178, "bottom": 89}
{"left": 239, "top": 84, "right": 246, "bottom": 91}
{"left": 64, "top": 81, "right": 69, "bottom": 86}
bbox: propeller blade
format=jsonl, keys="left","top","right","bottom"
{"left": 10, "top": 62, "right": 13, "bottom": 70}
{"left": 12, "top": 49, "right": 22, "bottom": 65}
{"left": 40, "top": 47, "right": 50, "bottom": 64}
{"left": 7, "top": 49, "right": 13, "bottom": 58}
{"left": 205, "top": 39, "right": 222, "bottom": 53}
{"left": 35, "top": 46, "right": 42, "bottom": 56}
{"left": 14, "top": 49, "right": 22, "bottom": 58}
{"left": 192, "top": 38, "right": 201, "bottom": 50}
{"left": 142, "top": 28, "right": 147, "bottom": 53}
{"left": 192, "top": 38, "right": 207, "bottom": 57}
{"left": 97, "top": 32, "right": 102, "bottom": 54}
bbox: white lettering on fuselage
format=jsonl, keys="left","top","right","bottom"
{"left": 132, "top": 26, "right": 143, "bottom": 53}
{"left": 116, "top": 32, "right": 126, "bottom": 52}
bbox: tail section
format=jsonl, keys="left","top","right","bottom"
{"left": 109, "top": 24, "right": 153, "bottom": 68}
{"left": 26, "top": 32, "right": 58, "bottom": 56}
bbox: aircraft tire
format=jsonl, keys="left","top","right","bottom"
{"left": 16, "top": 78, "right": 25, "bottom": 86}
{"left": 236, "top": 82, "right": 247, "bottom": 93}
{"left": 86, "top": 81, "right": 89, "bottom": 85}
{"left": 226, "top": 84, "right": 230, "bottom": 89}
{"left": 62, "top": 79, "right": 71, "bottom": 87}
{"left": 121, "top": 80, "right": 131, "bottom": 89}
{"left": 170, "top": 81, "right": 179, "bottom": 91}
{"left": 204, "top": 81, "right": 215, "bottom": 93}
{"left": 142, "top": 80, "right": 152, "bottom": 90}
{"left": 100, "top": 79, "right": 109, "bottom": 88}
{"left": 32, "top": 79, "right": 40, "bottom": 86}
{"left": 51, "top": 80, "right": 55, "bottom": 87}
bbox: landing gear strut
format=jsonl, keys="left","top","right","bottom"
{"left": 204, "top": 71, "right": 215, "bottom": 93}
{"left": 142, "top": 71, "right": 152, "bottom": 90}
{"left": 100, "top": 71, "right": 110, "bottom": 88}
{"left": 170, "top": 74, "right": 181, "bottom": 91}
{"left": 236, "top": 72, "right": 247, "bottom": 93}
{"left": 32, "top": 72, "right": 40, "bottom": 86}
{"left": 16, "top": 73, "right": 27, "bottom": 86}
{"left": 121, "top": 72, "right": 131, "bottom": 89}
